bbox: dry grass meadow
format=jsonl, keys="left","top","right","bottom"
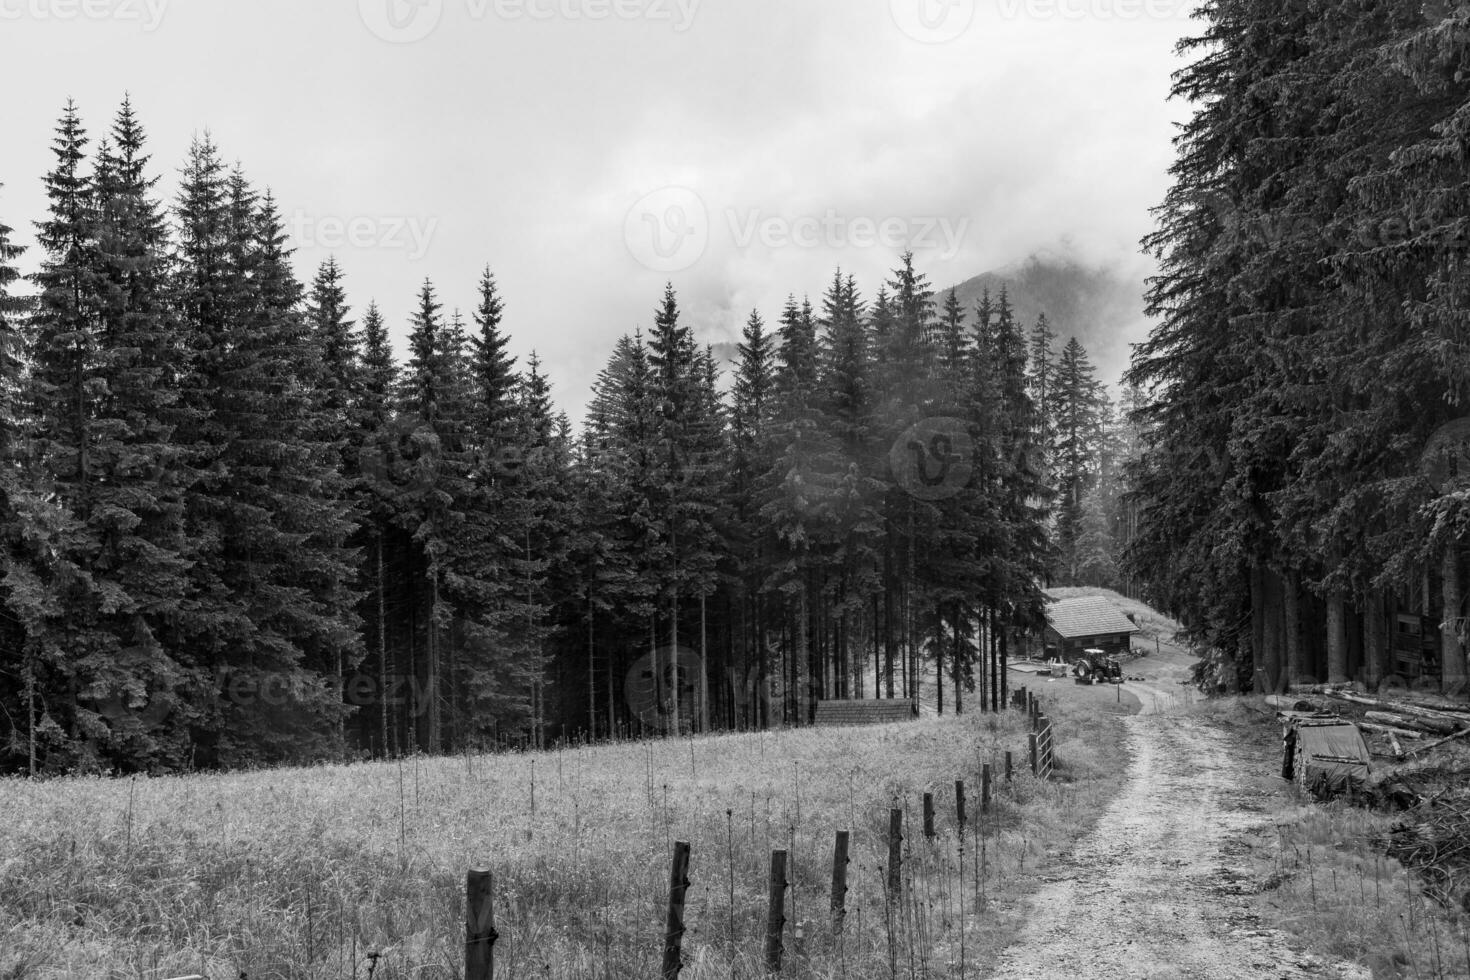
{"left": 0, "top": 696, "right": 1131, "bottom": 980}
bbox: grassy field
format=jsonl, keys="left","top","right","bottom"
{"left": 0, "top": 695, "right": 1131, "bottom": 980}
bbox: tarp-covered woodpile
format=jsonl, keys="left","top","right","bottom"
{"left": 1277, "top": 710, "right": 1372, "bottom": 799}
{"left": 1274, "top": 687, "right": 1470, "bottom": 912}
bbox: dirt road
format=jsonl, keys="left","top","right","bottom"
{"left": 988, "top": 673, "right": 1372, "bottom": 980}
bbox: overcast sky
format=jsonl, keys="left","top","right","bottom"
{"left": 0, "top": 0, "right": 1198, "bottom": 421}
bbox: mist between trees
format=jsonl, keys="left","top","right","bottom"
{"left": 0, "top": 98, "right": 1136, "bottom": 775}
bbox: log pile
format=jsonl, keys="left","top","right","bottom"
{"left": 1281, "top": 687, "right": 1470, "bottom": 912}
{"left": 1311, "top": 690, "right": 1470, "bottom": 758}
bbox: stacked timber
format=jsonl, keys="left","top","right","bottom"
{"left": 1318, "top": 691, "right": 1470, "bottom": 757}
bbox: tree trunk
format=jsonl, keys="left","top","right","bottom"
{"left": 700, "top": 593, "right": 710, "bottom": 733}
{"left": 935, "top": 601, "right": 944, "bottom": 716}
{"left": 798, "top": 585, "right": 810, "bottom": 726}
{"left": 670, "top": 588, "right": 680, "bottom": 736}
{"left": 428, "top": 569, "right": 441, "bottom": 752}
{"left": 976, "top": 609, "right": 986, "bottom": 713}
{"left": 1326, "top": 592, "right": 1349, "bottom": 684}
{"left": 588, "top": 591, "right": 596, "bottom": 737}
{"left": 651, "top": 617, "right": 661, "bottom": 733}
{"left": 1443, "top": 543, "right": 1466, "bottom": 695}
{"left": 1285, "top": 570, "right": 1306, "bottom": 686}
{"left": 999, "top": 620, "right": 1009, "bottom": 707}
{"left": 378, "top": 536, "right": 388, "bottom": 757}
{"left": 884, "top": 572, "right": 896, "bottom": 699}
{"left": 1362, "top": 591, "right": 1386, "bottom": 689}
{"left": 989, "top": 608, "right": 999, "bottom": 713}
{"left": 952, "top": 604, "right": 963, "bottom": 715}
{"left": 899, "top": 584, "right": 909, "bottom": 700}
{"left": 607, "top": 607, "right": 616, "bottom": 739}
{"left": 1261, "top": 567, "right": 1284, "bottom": 694}
{"left": 758, "top": 595, "right": 770, "bottom": 729}
{"left": 26, "top": 655, "right": 36, "bottom": 777}
{"left": 1250, "top": 562, "right": 1266, "bottom": 693}
{"left": 670, "top": 520, "right": 680, "bottom": 737}
{"left": 408, "top": 560, "right": 419, "bottom": 754}
{"left": 899, "top": 499, "right": 911, "bottom": 705}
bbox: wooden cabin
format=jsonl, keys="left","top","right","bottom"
{"left": 1041, "top": 596, "right": 1140, "bottom": 662}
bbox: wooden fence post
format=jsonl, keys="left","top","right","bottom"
{"left": 1005, "top": 751, "right": 1013, "bottom": 783}
{"left": 954, "top": 780, "right": 966, "bottom": 833}
{"left": 830, "top": 831, "right": 849, "bottom": 932}
{"left": 766, "top": 850, "right": 789, "bottom": 972}
{"left": 922, "top": 793, "right": 935, "bottom": 840}
{"left": 466, "top": 868, "right": 498, "bottom": 980}
{"left": 1029, "top": 732, "right": 1039, "bottom": 776}
{"left": 886, "top": 808, "right": 903, "bottom": 902}
{"left": 981, "top": 764, "right": 991, "bottom": 813}
{"left": 662, "top": 841, "right": 691, "bottom": 980}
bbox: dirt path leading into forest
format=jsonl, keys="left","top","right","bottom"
{"left": 988, "top": 674, "right": 1372, "bottom": 980}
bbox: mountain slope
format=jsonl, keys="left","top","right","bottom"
{"left": 705, "top": 254, "right": 1152, "bottom": 390}
{"left": 944, "top": 254, "right": 1149, "bottom": 388}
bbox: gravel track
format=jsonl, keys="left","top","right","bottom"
{"left": 987, "top": 680, "right": 1372, "bottom": 980}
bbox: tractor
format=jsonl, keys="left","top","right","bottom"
{"left": 1072, "top": 647, "right": 1124, "bottom": 685}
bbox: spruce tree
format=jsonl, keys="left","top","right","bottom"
{"left": 1054, "top": 336, "right": 1102, "bottom": 582}
{"left": 174, "top": 149, "right": 361, "bottom": 764}
{"left": 729, "top": 311, "right": 776, "bottom": 725}
{"left": 31, "top": 100, "right": 98, "bottom": 517}
{"left": 306, "top": 256, "right": 359, "bottom": 466}
{"left": 819, "top": 271, "right": 882, "bottom": 700}
{"left": 646, "top": 284, "right": 723, "bottom": 732}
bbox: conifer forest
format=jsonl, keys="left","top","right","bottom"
{"left": 0, "top": 97, "right": 1147, "bottom": 774}
{"left": 2, "top": 0, "right": 1470, "bottom": 777}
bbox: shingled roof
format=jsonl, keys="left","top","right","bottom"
{"left": 1044, "top": 596, "right": 1140, "bottom": 640}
